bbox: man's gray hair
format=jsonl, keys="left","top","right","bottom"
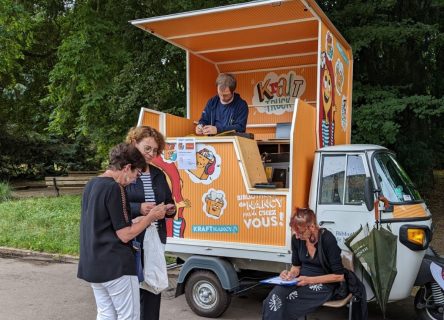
{"left": 216, "top": 73, "right": 237, "bottom": 92}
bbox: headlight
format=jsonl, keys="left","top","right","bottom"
{"left": 400, "top": 225, "right": 431, "bottom": 251}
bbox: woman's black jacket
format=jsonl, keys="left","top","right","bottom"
{"left": 126, "top": 164, "right": 175, "bottom": 244}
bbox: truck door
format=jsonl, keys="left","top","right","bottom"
{"left": 314, "top": 153, "right": 374, "bottom": 249}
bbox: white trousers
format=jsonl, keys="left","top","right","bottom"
{"left": 91, "top": 275, "right": 140, "bottom": 320}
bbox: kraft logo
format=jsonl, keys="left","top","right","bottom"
{"left": 252, "top": 71, "right": 306, "bottom": 115}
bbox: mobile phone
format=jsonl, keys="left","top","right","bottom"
{"left": 165, "top": 203, "right": 176, "bottom": 213}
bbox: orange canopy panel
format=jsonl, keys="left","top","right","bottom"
{"left": 131, "top": 0, "right": 351, "bottom": 73}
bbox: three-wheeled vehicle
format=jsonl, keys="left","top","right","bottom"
{"left": 130, "top": 0, "right": 443, "bottom": 318}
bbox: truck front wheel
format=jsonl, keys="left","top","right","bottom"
{"left": 185, "top": 270, "right": 231, "bottom": 318}
{"left": 414, "top": 285, "right": 444, "bottom": 320}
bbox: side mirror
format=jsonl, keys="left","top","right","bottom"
{"left": 364, "top": 177, "right": 375, "bottom": 211}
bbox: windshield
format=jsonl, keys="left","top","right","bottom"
{"left": 373, "top": 152, "right": 422, "bottom": 203}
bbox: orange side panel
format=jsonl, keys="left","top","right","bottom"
{"left": 162, "top": 139, "right": 287, "bottom": 246}
{"left": 139, "top": 1, "right": 313, "bottom": 39}
{"left": 317, "top": 22, "right": 352, "bottom": 148}
{"left": 393, "top": 204, "right": 427, "bottom": 219}
{"left": 165, "top": 114, "right": 195, "bottom": 137}
{"left": 291, "top": 100, "right": 317, "bottom": 210}
{"left": 141, "top": 112, "right": 161, "bottom": 131}
{"left": 174, "top": 20, "right": 318, "bottom": 52}
{"left": 188, "top": 54, "right": 218, "bottom": 122}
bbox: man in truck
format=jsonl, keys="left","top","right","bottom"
{"left": 195, "top": 73, "right": 249, "bottom": 135}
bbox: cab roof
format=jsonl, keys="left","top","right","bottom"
{"left": 318, "top": 144, "right": 388, "bottom": 153}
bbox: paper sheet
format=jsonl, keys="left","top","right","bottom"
{"left": 260, "top": 276, "right": 298, "bottom": 286}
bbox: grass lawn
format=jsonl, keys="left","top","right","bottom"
{"left": 0, "top": 195, "right": 177, "bottom": 263}
{"left": 0, "top": 195, "right": 81, "bottom": 255}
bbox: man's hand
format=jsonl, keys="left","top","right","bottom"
{"left": 202, "top": 125, "right": 217, "bottom": 135}
{"left": 195, "top": 124, "right": 204, "bottom": 135}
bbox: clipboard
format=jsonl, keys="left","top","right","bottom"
{"left": 260, "top": 276, "right": 298, "bottom": 286}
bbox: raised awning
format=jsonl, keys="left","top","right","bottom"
{"left": 130, "top": 0, "right": 351, "bottom": 74}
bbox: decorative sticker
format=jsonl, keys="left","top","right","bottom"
{"left": 325, "top": 31, "right": 334, "bottom": 61}
{"left": 252, "top": 71, "right": 306, "bottom": 115}
{"left": 335, "top": 59, "right": 344, "bottom": 96}
{"left": 237, "top": 194, "right": 285, "bottom": 230}
{"left": 341, "top": 95, "right": 347, "bottom": 132}
{"left": 336, "top": 42, "right": 349, "bottom": 65}
{"left": 162, "top": 142, "right": 177, "bottom": 163}
{"left": 202, "top": 189, "right": 227, "bottom": 220}
{"left": 186, "top": 144, "right": 221, "bottom": 184}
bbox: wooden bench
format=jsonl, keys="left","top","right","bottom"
{"left": 45, "top": 171, "right": 100, "bottom": 196}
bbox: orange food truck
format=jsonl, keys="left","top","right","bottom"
{"left": 131, "top": 1, "right": 440, "bottom": 319}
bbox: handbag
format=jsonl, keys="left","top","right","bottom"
{"left": 118, "top": 185, "right": 144, "bottom": 282}
{"left": 318, "top": 228, "right": 349, "bottom": 300}
{"left": 140, "top": 224, "right": 169, "bottom": 294}
{"left": 132, "top": 239, "right": 144, "bottom": 282}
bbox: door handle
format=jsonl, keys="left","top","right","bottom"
{"left": 319, "top": 220, "right": 335, "bottom": 226}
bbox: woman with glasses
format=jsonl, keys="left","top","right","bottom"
{"left": 262, "top": 207, "right": 345, "bottom": 320}
{"left": 78, "top": 143, "right": 168, "bottom": 320}
{"left": 125, "top": 126, "right": 176, "bottom": 320}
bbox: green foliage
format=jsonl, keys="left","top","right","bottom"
{"left": 320, "top": 0, "right": 444, "bottom": 190}
{"left": 0, "top": 181, "right": 12, "bottom": 202}
{"left": 45, "top": 0, "right": 245, "bottom": 159}
{"left": 0, "top": 195, "right": 81, "bottom": 254}
{"left": 0, "top": 0, "right": 100, "bottom": 180}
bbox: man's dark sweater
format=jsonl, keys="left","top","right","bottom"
{"left": 198, "top": 93, "right": 248, "bottom": 133}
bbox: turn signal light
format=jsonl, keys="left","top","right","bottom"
{"left": 407, "top": 228, "right": 425, "bottom": 246}
{"left": 400, "top": 225, "right": 430, "bottom": 251}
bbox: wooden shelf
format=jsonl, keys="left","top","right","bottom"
{"left": 257, "top": 140, "right": 290, "bottom": 154}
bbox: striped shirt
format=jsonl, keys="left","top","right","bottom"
{"left": 140, "top": 172, "right": 158, "bottom": 229}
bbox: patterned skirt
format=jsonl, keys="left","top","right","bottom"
{"left": 262, "top": 283, "right": 333, "bottom": 320}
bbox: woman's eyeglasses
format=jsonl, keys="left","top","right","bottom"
{"left": 142, "top": 145, "right": 158, "bottom": 155}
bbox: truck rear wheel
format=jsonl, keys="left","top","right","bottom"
{"left": 184, "top": 270, "right": 231, "bottom": 318}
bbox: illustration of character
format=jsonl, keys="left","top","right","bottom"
{"left": 152, "top": 156, "right": 191, "bottom": 238}
{"left": 335, "top": 59, "right": 344, "bottom": 95}
{"left": 205, "top": 191, "right": 225, "bottom": 218}
{"left": 189, "top": 148, "right": 216, "bottom": 180}
{"left": 319, "top": 51, "right": 336, "bottom": 147}
{"left": 163, "top": 143, "right": 177, "bottom": 161}
{"left": 326, "top": 31, "right": 334, "bottom": 60}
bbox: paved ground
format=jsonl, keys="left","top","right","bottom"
{"left": 0, "top": 255, "right": 418, "bottom": 320}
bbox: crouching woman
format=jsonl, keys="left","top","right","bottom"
{"left": 262, "top": 207, "right": 345, "bottom": 320}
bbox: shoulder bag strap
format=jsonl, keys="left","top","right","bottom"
{"left": 118, "top": 184, "right": 130, "bottom": 224}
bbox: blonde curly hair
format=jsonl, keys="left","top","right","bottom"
{"left": 125, "top": 126, "right": 165, "bottom": 157}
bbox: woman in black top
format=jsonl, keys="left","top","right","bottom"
{"left": 125, "top": 126, "right": 176, "bottom": 320}
{"left": 78, "top": 143, "right": 167, "bottom": 320}
{"left": 262, "top": 208, "right": 345, "bottom": 320}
